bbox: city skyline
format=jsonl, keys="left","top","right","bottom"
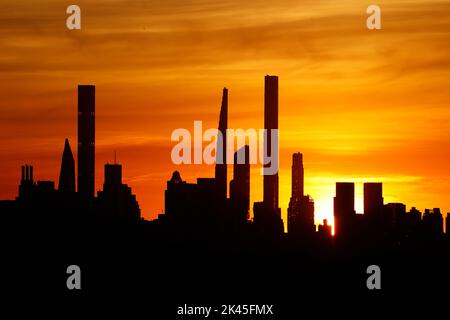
{"left": 1, "top": 0, "right": 449, "bottom": 228}
{"left": 2, "top": 0, "right": 450, "bottom": 311}
{"left": 2, "top": 78, "right": 448, "bottom": 235}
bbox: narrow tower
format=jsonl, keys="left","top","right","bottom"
{"left": 287, "top": 153, "right": 315, "bottom": 236}
{"left": 214, "top": 87, "right": 228, "bottom": 201}
{"left": 253, "top": 76, "right": 283, "bottom": 234}
{"left": 263, "top": 75, "right": 279, "bottom": 209}
{"left": 230, "top": 146, "right": 250, "bottom": 223}
{"left": 77, "top": 85, "right": 95, "bottom": 201}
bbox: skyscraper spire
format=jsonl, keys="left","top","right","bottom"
{"left": 58, "top": 138, "right": 75, "bottom": 192}
{"left": 215, "top": 87, "right": 228, "bottom": 201}
{"left": 263, "top": 75, "right": 279, "bottom": 209}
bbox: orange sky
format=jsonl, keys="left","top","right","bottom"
{"left": 1, "top": 0, "right": 449, "bottom": 229}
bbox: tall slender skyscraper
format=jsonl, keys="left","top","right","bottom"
{"left": 58, "top": 138, "right": 75, "bottom": 192}
{"left": 288, "top": 153, "right": 315, "bottom": 236}
{"left": 77, "top": 85, "right": 95, "bottom": 201}
{"left": 214, "top": 87, "right": 228, "bottom": 201}
{"left": 263, "top": 75, "right": 279, "bottom": 209}
{"left": 230, "top": 145, "right": 250, "bottom": 223}
{"left": 254, "top": 76, "right": 283, "bottom": 234}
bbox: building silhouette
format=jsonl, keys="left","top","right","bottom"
{"left": 362, "top": 182, "right": 385, "bottom": 237}
{"left": 58, "top": 138, "right": 75, "bottom": 193}
{"left": 230, "top": 146, "right": 250, "bottom": 224}
{"left": 334, "top": 182, "right": 356, "bottom": 238}
{"left": 291, "top": 153, "right": 304, "bottom": 198}
{"left": 97, "top": 163, "right": 141, "bottom": 220}
{"left": 364, "top": 183, "right": 383, "bottom": 217}
{"left": 287, "top": 153, "right": 315, "bottom": 237}
{"left": 253, "top": 76, "right": 283, "bottom": 235}
{"left": 400, "top": 206, "right": 422, "bottom": 237}
{"left": 164, "top": 171, "right": 219, "bottom": 229}
{"left": 163, "top": 88, "right": 233, "bottom": 230}
{"left": 318, "top": 219, "right": 332, "bottom": 239}
{"left": 164, "top": 171, "right": 196, "bottom": 222}
{"left": 214, "top": 88, "right": 228, "bottom": 202}
{"left": 1, "top": 78, "right": 450, "bottom": 298}
{"left": 17, "top": 165, "right": 59, "bottom": 206}
{"left": 263, "top": 75, "right": 279, "bottom": 209}
{"left": 422, "top": 208, "right": 443, "bottom": 237}
{"left": 384, "top": 202, "right": 406, "bottom": 232}
{"left": 18, "top": 164, "right": 34, "bottom": 201}
{"left": 78, "top": 85, "right": 95, "bottom": 201}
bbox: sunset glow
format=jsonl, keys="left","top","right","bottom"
{"left": 1, "top": 0, "right": 449, "bottom": 230}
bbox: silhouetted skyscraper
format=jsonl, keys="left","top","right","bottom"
{"left": 288, "top": 153, "right": 315, "bottom": 236}
{"left": 364, "top": 183, "right": 383, "bottom": 217}
{"left": 78, "top": 85, "right": 95, "bottom": 201}
{"left": 230, "top": 146, "right": 250, "bottom": 223}
{"left": 263, "top": 75, "right": 279, "bottom": 209}
{"left": 58, "top": 138, "right": 75, "bottom": 192}
{"left": 215, "top": 88, "right": 228, "bottom": 201}
{"left": 254, "top": 76, "right": 283, "bottom": 235}
{"left": 334, "top": 182, "right": 356, "bottom": 237}
{"left": 291, "top": 153, "right": 304, "bottom": 199}
{"left": 104, "top": 163, "right": 122, "bottom": 187}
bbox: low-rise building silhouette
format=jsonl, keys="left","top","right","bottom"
{"left": 318, "top": 219, "right": 332, "bottom": 239}
{"left": 422, "top": 208, "right": 443, "bottom": 237}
